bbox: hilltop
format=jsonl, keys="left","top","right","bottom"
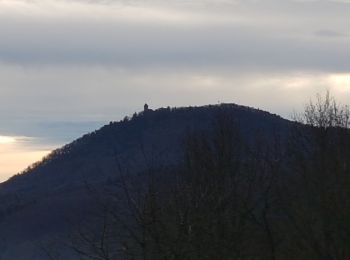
{"left": 0, "top": 103, "right": 293, "bottom": 259}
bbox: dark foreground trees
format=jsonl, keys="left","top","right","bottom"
{"left": 281, "top": 93, "right": 350, "bottom": 259}
{"left": 73, "top": 93, "right": 350, "bottom": 260}
{"left": 119, "top": 113, "right": 280, "bottom": 260}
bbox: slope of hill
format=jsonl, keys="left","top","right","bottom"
{"left": 0, "top": 104, "right": 293, "bottom": 259}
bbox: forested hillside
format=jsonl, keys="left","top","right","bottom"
{"left": 0, "top": 95, "right": 349, "bottom": 260}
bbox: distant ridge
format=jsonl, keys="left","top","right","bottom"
{"left": 5, "top": 103, "right": 289, "bottom": 187}
{"left": 0, "top": 103, "right": 293, "bottom": 259}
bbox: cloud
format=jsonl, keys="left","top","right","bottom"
{"left": 0, "top": 0, "right": 242, "bottom": 24}
{"left": 0, "top": 0, "right": 349, "bottom": 119}
{"left": 1, "top": 64, "right": 349, "bottom": 122}
{"left": 0, "top": 0, "right": 349, "bottom": 73}
{"left": 314, "top": 29, "right": 346, "bottom": 38}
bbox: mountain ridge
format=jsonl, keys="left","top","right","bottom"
{"left": 2, "top": 103, "right": 290, "bottom": 189}
{"left": 0, "top": 103, "right": 294, "bottom": 259}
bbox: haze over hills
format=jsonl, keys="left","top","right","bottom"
{"left": 0, "top": 103, "right": 293, "bottom": 259}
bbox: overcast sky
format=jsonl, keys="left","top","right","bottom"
{"left": 0, "top": 0, "right": 350, "bottom": 181}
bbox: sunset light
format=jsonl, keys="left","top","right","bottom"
{"left": 0, "top": 135, "right": 16, "bottom": 144}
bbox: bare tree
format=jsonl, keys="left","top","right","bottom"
{"left": 282, "top": 91, "right": 350, "bottom": 260}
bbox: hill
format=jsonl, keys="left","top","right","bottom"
{"left": 0, "top": 104, "right": 293, "bottom": 259}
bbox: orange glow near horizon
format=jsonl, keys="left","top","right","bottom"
{"left": 0, "top": 135, "right": 16, "bottom": 144}
{"left": 0, "top": 135, "right": 52, "bottom": 182}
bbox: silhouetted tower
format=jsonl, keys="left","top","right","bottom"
{"left": 144, "top": 103, "right": 149, "bottom": 112}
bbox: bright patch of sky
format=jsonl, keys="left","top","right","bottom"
{"left": 0, "top": 135, "right": 49, "bottom": 182}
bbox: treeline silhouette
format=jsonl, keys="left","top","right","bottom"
{"left": 69, "top": 93, "right": 350, "bottom": 260}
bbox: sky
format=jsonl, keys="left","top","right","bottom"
{"left": 0, "top": 0, "right": 350, "bottom": 181}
